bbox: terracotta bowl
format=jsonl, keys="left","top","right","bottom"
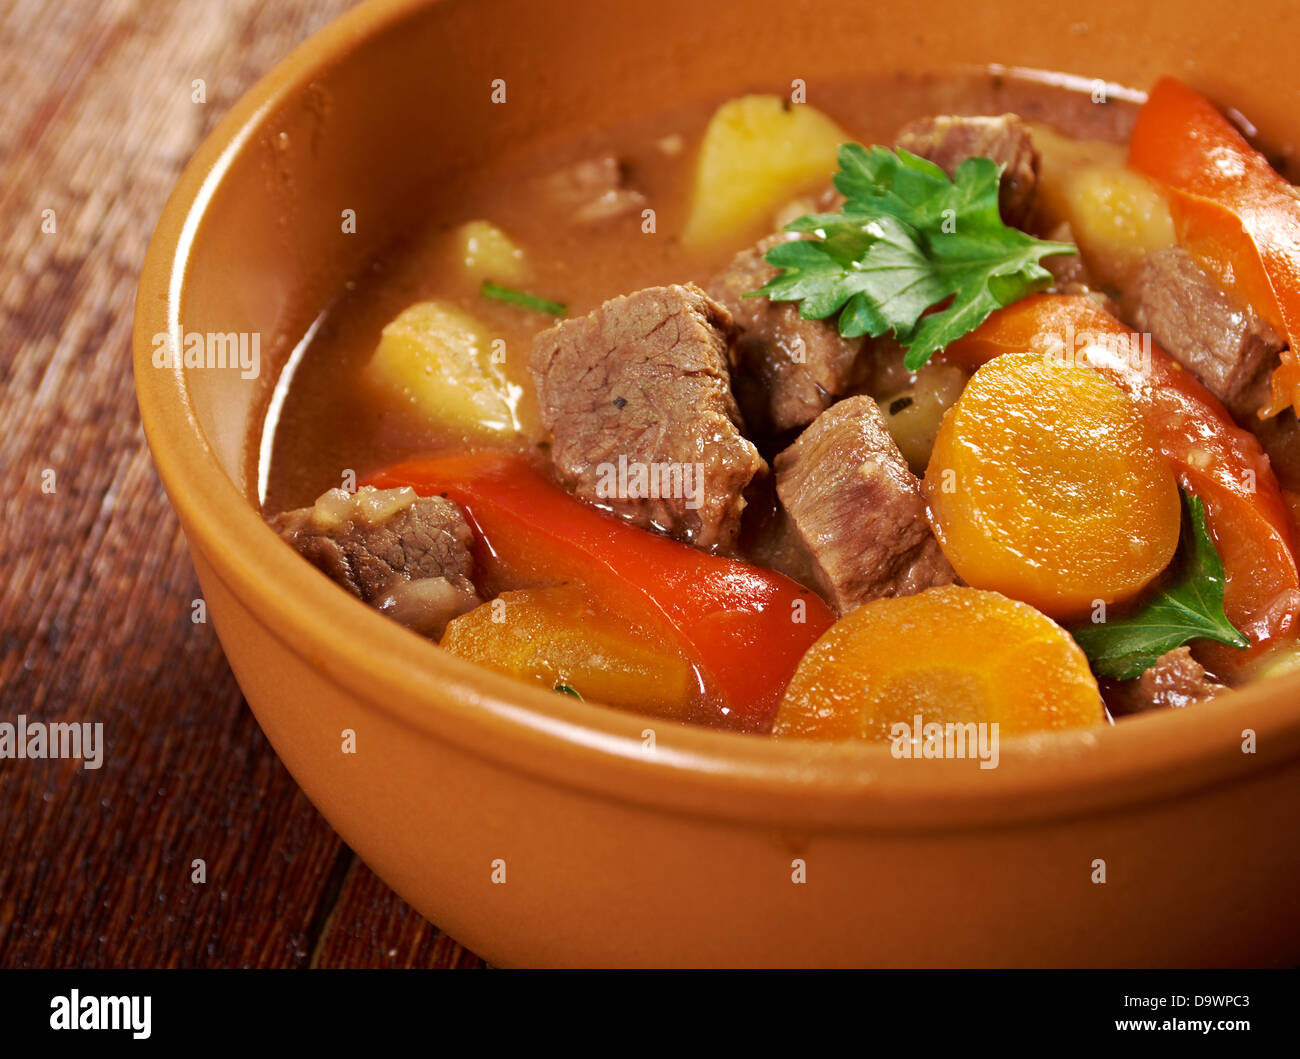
{"left": 134, "top": 0, "right": 1300, "bottom": 966}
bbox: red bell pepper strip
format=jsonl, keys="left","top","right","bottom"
{"left": 944, "top": 294, "right": 1299, "bottom": 674}
{"left": 367, "top": 450, "right": 834, "bottom": 732}
{"left": 1128, "top": 75, "right": 1300, "bottom": 419}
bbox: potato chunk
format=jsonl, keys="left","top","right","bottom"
{"left": 451, "top": 220, "right": 528, "bottom": 286}
{"left": 875, "top": 362, "right": 968, "bottom": 474}
{"left": 440, "top": 584, "right": 700, "bottom": 720}
{"left": 924, "top": 351, "right": 1181, "bottom": 619}
{"left": 682, "top": 95, "right": 848, "bottom": 251}
{"left": 1030, "top": 124, "right": 1175, "bottom": 289}
{"left": 365, "top": 300, "right": 517, "bottom": 436}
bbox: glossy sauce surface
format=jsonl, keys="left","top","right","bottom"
{"left": 259, "top": 70, "right": 1139, "bottom": 518}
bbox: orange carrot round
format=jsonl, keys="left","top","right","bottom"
{"left": 925, "top": 351, "right": 1181, "bottom": 619}
{"left": 774, "top": 586, "right": 1104, "bottom": 740}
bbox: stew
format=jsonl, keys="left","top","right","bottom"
{"left": 257, "top": 70, "right": 1300, "bottom": 740}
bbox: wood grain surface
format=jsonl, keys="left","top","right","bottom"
{"left": 0, "top": 0, "right": 485, "bottom": 968}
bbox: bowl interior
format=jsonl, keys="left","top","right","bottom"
{"left": 135, "top": 0, "right": 1300, "bottom": 829}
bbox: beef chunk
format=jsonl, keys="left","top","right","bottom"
{"left": 1250, "top": 408, "right": 1300, "bottom": 491}
{"left": 270, "top": 485, "right": 480, "bottom": 638}
{"left": 1127, "top": 246, "right": 1284, "bottom": 418}
{"left": 1108, "top": 647, "right": 1227, "bottom": 714}
{"left": 893, "top": 113, "right": 1040, "bottom": 228}
{"left": 1127, "top": 246, "right": 1299, "bottom": 486}
{"left": 774, "top": 396, "right": 954, "bottom": 613}
{"left": 707, "top": 235, "right": 868, "bottom": 434}
{"left": 529, "top": 283, "right": 765, "bottom": 552}
{"left": 544, "top": 155, "right": 646, "bottom": 225}
{"left": 1041, "top": 222, "right": 1093, "bottom": 291}
{"left": 735, "top": 473, "right": 831, "bottom": 594}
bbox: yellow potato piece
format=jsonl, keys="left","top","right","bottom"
{"left": 441, "top": 584, "right": 700, "bottom": 720}
{"left": 1030, "top": 122, "right": 1129, "bottom": 212}
{"left": 682, "top": 95, "right": 848, "bottom": 251}
{"left": 1060, "top": 168, "right": 1176, "bottom": 290}
{"left": 451, "top": 220, "right": 528, "bottom": 286}
{"left": 1031, "top": 123, "right": 1175, "bottom": 289}
{"left": 875, "top": 362, "right": 968, "bottom": 474}
{"left": 365, "top": 300, "right": 517, "bottom": 436}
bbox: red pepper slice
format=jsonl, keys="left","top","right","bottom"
{"left": 944, "top": 294, "right": 1299, "bottom": 674}
{"left": 1128, "top": 75, "right": 1300, "bottom": 419}
{"left": 367, "top": 451, "right": 834, "bottom": 732}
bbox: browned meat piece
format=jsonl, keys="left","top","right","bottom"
{"left": 1250, "top": 408, "right": 1300, "bottom": 491}
{"left": 529, "top": 283, "right": 765, "bottom": 552}
{"left": 707, "top": 234, "right": 868, "bottom": 434}
{"left": 1041, "top": 222, "right": 1094, "bottom": 291}
{"left": 270, "top": 485, "right": 480, "bottom": 638}
{"left": 1107, "top": 647, "right": 1227, "bottom": 714}
{"left": 1126, "top": 246, "right": 1300, "bottom": 486}
{"left": 814, "top": 183, "right": 846, "bottom": 213}
{"left": 735, "top": 474, "right": 830, "bottom": 596}
{"left": 544, "top": 155, "right": 646, "bottom": 225}
{"left": 1127, "top": 246, "right": 1284, "bottom": 418}
{"left": 893, "top": 113, "right": 1040, "bottom": 228}
{"left": 774, "top": 396, "right": 954, "bottom": 613}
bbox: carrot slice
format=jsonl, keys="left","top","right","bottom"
{"left": 925, "top": 351, "right": 1181, "bottom": 619}
{"left": 775, "top": 586, "right": 1104, "bottom": 741}
{"left": 441, "top": 584, "right": 702, "bottom": 722}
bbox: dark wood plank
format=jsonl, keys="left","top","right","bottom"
{"left": 0, "top": 0, "right": 483, "bottom": 969}
{"left": 310, "top": 862, "right": 484, "bottom": 969}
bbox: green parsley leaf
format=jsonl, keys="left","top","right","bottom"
{"left": 553, "top": 683, "right": 584, "bottom": 700}
{"left": 751, "top": 144, "right": 1075, "bottom": 370}
{"left": 481, "top": 281, "right": 567, "bottom": 317}
{"left": 1070, "top": 492, "right": 1249, "bottom": 681}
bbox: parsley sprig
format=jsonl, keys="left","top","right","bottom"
{"left": 750, "top": 144, "right": 1075, "bottom": 369}
{"left": 1070, "top": 492, "right": 1249, "bottom": 681}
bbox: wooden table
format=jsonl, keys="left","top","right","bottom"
{"left": 0, "top": 0, "right": 484, "bottom": 969}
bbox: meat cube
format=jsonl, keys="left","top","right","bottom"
{"left": 1250, "top": 407, "right": 1300, "bottom": 491}
{"left": 1041, "top": 222, "right": 1093, "bottom": 291}
{"left": 1107, "top": 647, "right": 1227, "bottom": 714}
{"left": 774, "top": 396, "right": 954, "bottom": 613}
{"left": 1127, "top": 246, "right": 1284, "bottom": 418}
{"left": 893, "top": 113, "right": 1040, "bottom": 228}
{"left": 1127, "top": 246, "right": 1298, "bottom": 486}
{"left": 544, "top": 155, "right": 646, "bottom": 225}
{"left": 529, "top": 283, "right": 765, "bottom": 552}
{"left": 270, "top": 485, "right": 480, "bottom": 638}
{"left": 707, "top": 234, "right": 869, "bottom": 434}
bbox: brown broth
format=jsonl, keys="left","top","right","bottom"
{"left": 258, "top": 69, "right": 1140, "bottom": 515}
